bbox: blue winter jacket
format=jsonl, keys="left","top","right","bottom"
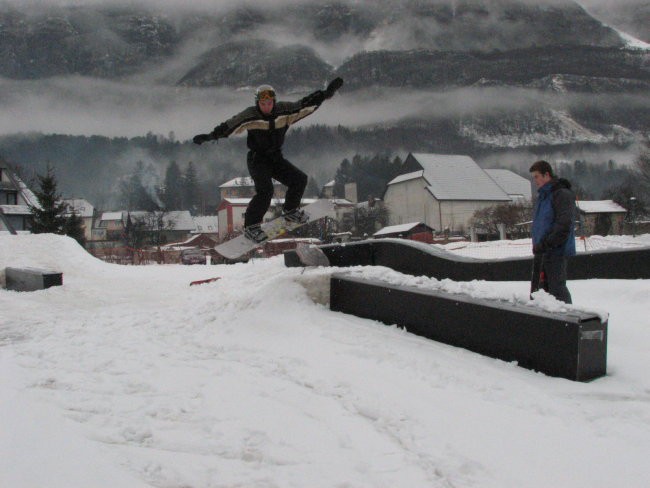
{"left": 532, "top": 178, "right": 576, "bottom": 256}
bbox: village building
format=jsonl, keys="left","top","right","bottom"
{"left": 321, "top": 179, "right": 335, "bottom": 198}
{"left": 576, "top": 200, "right": 627, "bottom": 236}
{"left": 219, "top": 177, "right": 285, "bottom": 201}
{"left": 128, "top": 210, "right": 196, "bottom": 243}
{"left": 484, "top": 169, "right": 532, "bottom": 201}
{"left": 383, "top": 153, "right": 512, "bottom": 235}
{"left": 63, "top": 198, "right": 95, "bottom": 242}
{"left": 191, "top": 215, "right": 219, "bottom": 237}
{"left": 373, "top": 222, "right": 435, "bottom": 243}
{"left": 92, "top": 211, "right": 126, "bottom": 244}
{"left": 216, "top": 195, "right": 354, "bottom": 240}
{"left": 0, "top": 160, "right": 39, "bottom": 233}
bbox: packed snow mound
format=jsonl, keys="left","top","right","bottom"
{"left": 2, "top": 233, "right": 650, "bottom": 487}
{"left": 0, "top": 234, "right": 106, "bottom": 274}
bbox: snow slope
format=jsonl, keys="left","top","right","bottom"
{"left": 2, "top": 234, "right": 650, "bottom": 488}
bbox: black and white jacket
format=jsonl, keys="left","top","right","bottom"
{"left": 214, "top": 90, "right": 325, "bottom": 155}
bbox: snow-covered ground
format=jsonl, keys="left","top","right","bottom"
{"left": 2, "top": 234, "right": 650, "bottom": 488}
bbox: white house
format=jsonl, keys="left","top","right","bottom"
{"left": 219, "top": 176, "right": 285, "bottom": 201}
{"left": 191, "top": 215, "right": 219, "bottom": 236}
{"left": 322, "top": 179, "right": 335, "bottom": 198}
{"left": 216, "top": 197, "right": 354, "bottom": 239}
{"left": 484, "top": 169, "right": 532, "bottom": 201}
{"left": 576, "top": 200, "right": 628, "bottom": 236}
{"left": 383, "top": 153, "right": 512, "bottom": 234}
{"left": 0, "top": 161, "right": 39, "bottom": 233}
{"left": 63, "top": 198, "right": 95, "bottom": 242}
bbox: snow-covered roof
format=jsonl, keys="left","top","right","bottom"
{"left": 100, "top": 211, "right": 124, "bottom": 221}
{"left": 0, "top": 165, "right": 40, "bottom": 208}
{"left": 387, "top": 170, "right": 424, "bottom": 186}
{"left": 220, "top": 177, "right": 282, "bottom": 188}
{"left": 63, "top": 198, "right": 94, "bottom": 218}
{"left": 221, "top": 198, "right": 341, "bottom": 209}
{"left": 130, "top": 210, "right": 196, "bottom": 231}
{"left": 576, "top": 200, "right": 627, "bottom": 214}
{"left": 408, "top": 153, "right": 511, "bottom": 201}
{"left": 220, "top": 177, "right": 254, "bottom": 188}
{"left": 323, "top": 179, "right": 335, "bottom": 188}
{"left": 332, "top": 199, "right": 355, "bottom": 206}
{"left": 170, "top": 211, "right": 197, "bottom": 230}
{"left": 374, "top": 222, "right": 425, "bottom": 236}
{"left": 484, "top": 169, "right": 532, "bottom": 200}
{"left": 192, "top": 216, "right": 219, "bottom": 233}
{"left": 222, "top": 198, "right": 252, "bottom": 206}
{"left": 0, "top": 204, "right": 31, "bottom": 215}
{"left": 12, "top": 174, "right": 39, "bottom": 208}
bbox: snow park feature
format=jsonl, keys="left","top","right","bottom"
{"left": 330, "top": 274, "right": 607, "bottom": 382}
{"left": 215, "top": 199, "right": 335, "bottom": 260}
{"left": 285, "top": 237, "right": 650, "bottom": 281}
{"left": 2, "top": 233, "right": 650, "bottom": 487}
{"left": 5, "top": 267, "right": 62, "bottom": 292}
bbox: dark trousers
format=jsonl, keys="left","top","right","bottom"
{"left": 244, "top": 151, "right": 307, "bottom": 227}
{"left": 531, "top": 254, "right": 572, "bottom": 304}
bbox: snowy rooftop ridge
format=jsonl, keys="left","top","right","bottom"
{"left": 576, "top": 200, "right": 627, "bottom": 214}
{"left": 408, "top": 153, "right": 511, "bottom": 201}
{"left": 374, "top": 222, "right": 423, "bottom": 236}
{"left": 220, "top": 176, "right": 282, "bottom": 188}
{"left": 484, "top": 169, "right": 532, "bottom": 201}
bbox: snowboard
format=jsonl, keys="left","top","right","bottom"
{"left": 215, "top": 199, "right": 335, "bottom": 260}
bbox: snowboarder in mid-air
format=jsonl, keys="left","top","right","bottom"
{"left": 193, "top": 77, "right": 343, "bottom": 243}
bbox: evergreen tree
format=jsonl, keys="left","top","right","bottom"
{"left": 635, "top": 145, "right": 650, "bottom": 195}
{"left": 332, "top": 153, "right": 403, "bottom": 201}
{"left": 162, "top": 160, "right": 183, "bottom": 210}
{"left": 119, "top": 161, "right": 160, "bottom": 211}
{"left": 30, "top": 164, "right": 68, "bottom": 234}
{"left": 183, "top": 161, "right": 200, "bottom": 214}
{"left": 333, "top": 158, "right": 352, "bottom": 197}
{"left": 29, "top": 164, "right": 86, "bottom": 245}
{"left": 62, "top": 211, "right": 86, "bottom": 246}
{"left": 305, "top": 176, "right": 320, "bottom": 198}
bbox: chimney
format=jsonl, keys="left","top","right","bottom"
{"left": 344, "top": 182, "right": 358, "bottom": 203}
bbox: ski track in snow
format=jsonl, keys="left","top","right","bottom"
{"left": 2, "top": 234, "right": 650, "bottom": 487}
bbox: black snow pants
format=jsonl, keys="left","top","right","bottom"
{"left": 531, "top": 253, "right": 573, "bottom": 304}
{"left": 244, "top": 150, "right": 308, "bottom": 228}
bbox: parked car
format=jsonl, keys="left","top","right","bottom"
{"left": 180, "top": 248, "right": 207, "bottom": 265}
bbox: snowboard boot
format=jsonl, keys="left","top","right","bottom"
{"left": 282, "top": 208, "right": 309, "bottom": 225}
{"left": 244, "top": 224, "right": 268, "bottom": 243}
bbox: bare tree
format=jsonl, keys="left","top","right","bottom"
{"left": 470, "top": 201, "right": 533, "bottom": 238}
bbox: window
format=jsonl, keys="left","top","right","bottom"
{"left": 4, "top": 191, "right": 18, "bottom": 205}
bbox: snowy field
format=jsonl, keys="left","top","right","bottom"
{"left": 2, "top": 234, "right": 650, "bottom": 488}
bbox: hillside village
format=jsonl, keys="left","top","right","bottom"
{"left": 2, "top": 153, "right": 637, "bottom": 264}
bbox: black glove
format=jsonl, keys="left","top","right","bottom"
{"left": 211, "top": 122, "right": 229, "bottom": 139}
{"left": 303, "top": 90, "right": 327, "bottom": 107}
{"left": 324, "top": 77, "right": 343, "bottom": 99}
{"left": 192, "top": 134, "right": 212, "bottom": 145}
{"left": 533, "top": 240, "right": 547, "bottom": 255}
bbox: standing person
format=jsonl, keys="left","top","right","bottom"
{"left": 193, "top": 78, "right": 343, "bottom": 243}
{"left": 529, "top": 160, "right": 576, "bottom": 303}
